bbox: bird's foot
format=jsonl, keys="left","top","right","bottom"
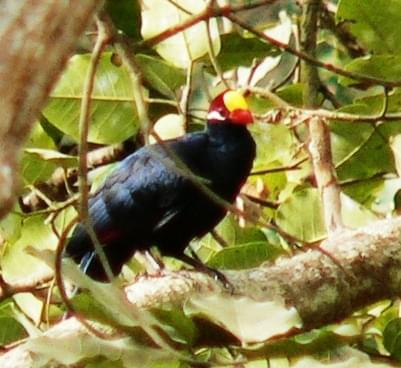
{"left": 204, "top": 266, "right": 234, "bottom": 292}
{"left": 179, "top": 254, "right": 234, "bottom": 292}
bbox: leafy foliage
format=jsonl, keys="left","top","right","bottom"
{"left": 2, "top": 0, "right": 401, "bottom": 367}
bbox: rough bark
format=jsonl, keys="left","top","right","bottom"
{"left": 0, "top": 0, "right": 102, "bottom": 219}
{"left": 2, "top": 217, "right": 401, "bottom": 367}
{"left": 125, "top": 217, "right": 401, "bottom": 329}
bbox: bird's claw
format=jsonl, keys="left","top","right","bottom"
{"left": 212, "top": 270, "right": 234, "bottom": 293}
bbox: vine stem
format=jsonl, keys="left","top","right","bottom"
{"left": 78, "top": 15, "right": 114, "bottom": 282}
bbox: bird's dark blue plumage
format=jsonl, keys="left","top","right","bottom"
{"left": 65, "top": 91, "right": 256, "bottom": 281}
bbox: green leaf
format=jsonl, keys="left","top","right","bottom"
{"left": 339, "top": 55, "right": 401, "bottom": 87}
{"left": 72, "top": 293, "right": 120, "bottom": 326}
{"left": 337, "top": 0, "right": 401, "bottom": 54}
{"left": 216, "top": 33, "right": 278, "bottom": 71}
{"left": 185, "top": 293, "right": 302, "bottom": 343}
{"left": 356, "top": 88, "right": 401, "bottom": 114}
{"left": 151, "top": 308, "right": 198, "bottom": 345}
{"left": 275, "top": 188, "right": 326, "bottom": 242}
{"left": 0, "top": 210, "right": 22, "bottom": 245}
{"left": 86, "top": 358, "right": 125, "bottom": 368}
{"left": 330, "top": 105, "right": 395, "bottom": 181}
{"left": 207, "top": 241, "right": 281, "bottom": 270}
{"left": 0, "top": 316, "right": 26, "bottom": 345}
{"left": 194, "top": 215, "right": 268, "bottom": 262}
{"left": 341, "top": 193, "right": 378, "bottom": 228}
{"left": 1, "top": 214, "right": 58, "bottom": 282}
{"left": 251, "top": 123, "right": 295, "bottom": 169}
{"left": 24, "top": 148, "right": 78, "bottom": 168}
{"left": 21, "top": 123, "right": 57, "bottom": 185}
{"left": 275, "top": 83, "right": 324, "bottom": 107}
{"left": 1, "top": 207, "right": 76, "bottom": 283}
{"left": 384, "top": 318, "right": 401, "bottom": 360}
{"left": 342, "top": 177, "right": 399, "bottom": 214}
{"left": 105, "top": 0, "right": 141, "bottom": 40}
{"left": 141, "top": 0, "right": 220, "bottom": 68}
{"left": 43, "top": 53, "right": 141, "bottom": 144}
{"left": 0, "top": 301, "right": 26, "bottom": 345}
{"left": 136, "top": 54, "right": 185, "bottom": 98}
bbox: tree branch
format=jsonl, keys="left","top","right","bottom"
{"left": 300, "top": 0, "right": 343, "bottom": 233}
{"left": 128, "top": 217, "right": 401, "bottom": 328}
{"left": 2, "top": 217, "right": 401, "bottom": 366}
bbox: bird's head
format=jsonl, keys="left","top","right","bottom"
{"left": 207, "top": 90, "right": 254, "bottom": 125}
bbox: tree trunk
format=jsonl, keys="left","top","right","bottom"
{"left": 0, "top": 0, "right": 102, "bottom": 219}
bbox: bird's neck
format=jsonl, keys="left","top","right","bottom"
{"left": 206, "top": 122, "right": 251, "bottom": 143}
{"left": 205, "top": 122, "right": 256, "bottom": 199}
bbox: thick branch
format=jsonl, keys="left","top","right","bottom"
{"left": 125, "top": 217, "right": 401, "bottom": 328}
{"left": 0, "top": 0, "right": 102, "bottom": 219}
{"left": 2, "top": 217, "right": 401, "bottom": 366}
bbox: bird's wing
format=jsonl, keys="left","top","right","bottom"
{"left": 99, "top": 133, "right": 209, "bottom": 234}
{"left": 66, "top": 133, "right": 208, "bottom": 261}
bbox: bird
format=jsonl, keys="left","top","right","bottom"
{"left": 65, "top": 89, "right": 256, "bottom": 282}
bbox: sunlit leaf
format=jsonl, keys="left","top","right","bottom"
{"left": 251, "top": 123, "right": 296, "bottom": 170}
{"left": 185, "top": 294, "right": 302, "bottom": 343}
{"left": 24, "top": 148, "right": 77, "bottom": 168}
{"left": 141, "top": 0, "right": 220, "bottom": 68}
{"left": 1, "top": 207, "right": 76, "bottom": 283}
{"left": 21, "top": 123, "right": 57, "bottom": 185}
{"left": 44, "top": 53, "right": 141, "bottom": 144}
{"left": 341, "top": 193, "right": 378, "bottom": 228}
{"left": 150, "top": 113, "right": 185, "bottom": 144}
{"left": 276, "top": 188, "right": 326, "bottom": 243}
{"left": 25, "top": 319, "right": 174, "bottom": 367}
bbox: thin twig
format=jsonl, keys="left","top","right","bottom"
{"left": 138, "top": 0, "right": 401, "bottom": 88}
{"left": 284, "top": 107, "right": 401, "bottom": 123}
{"left": 0, "top": 274, "right": 54, "bottom": 302}
{"left": 146, "top": 98, "right": 178, "bottom": 107}
{"left": 78, "top": 15, "right": 114, "bottom": 282}
{"left": 379, "top": 87, "right": 390, "bottom": 119}
{"left": 54, "top": 215, "right": 114, "bottom": 339}
{"left": 20, "top": 143, "right": 133, "bottom": 213}
{"left": 250, "top": 157, "right": 308, "bottom": 176}
{"left": 247, "top": 86, "right": 290, "bottom": 108}
{"left": 180, "top": 60, "right": 193, "bottom": 130}
{"left": 319, "top": 83, "right": 341, "bottom": 109}
{"left": 210, "top": 230, "right": 229, "bottom": 248}
{"left": 165, "top": 0, "right": 193, "bottom": 15}
{"left": 114, "top": 36, "right": 152, "bottom": 145}
{"left": 243, "top": 194, "right": 279, "bottom": 209}
{"left": 138, "top": 0, "right": 280, "bottom": 49}
{"left": 225, "top": 13, "right": 401, "bottom": 88}
{"left": 205, "top": 16, "right": 229, "bottom": 88}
